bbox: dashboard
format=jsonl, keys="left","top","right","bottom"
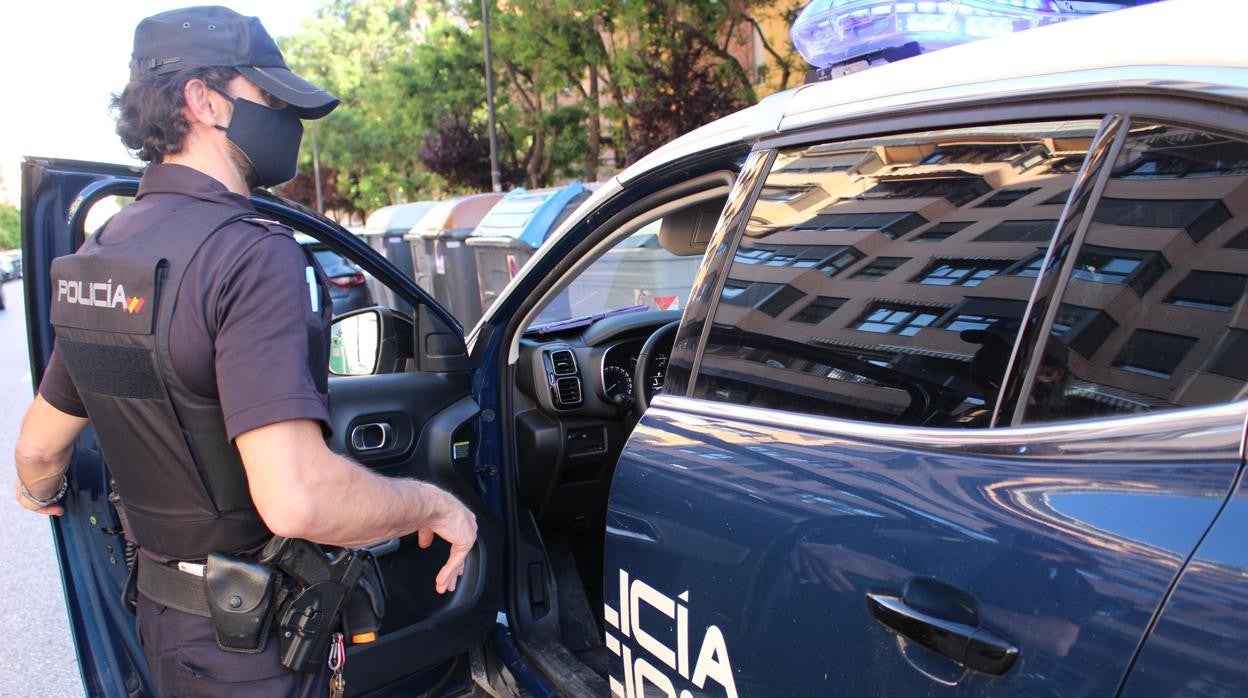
{"left": 517, "top": 309, "right": 680, "bottom": 420}
{"left": 512, "top": 309, "right": 680, "bottom": 523}
{"left": 600, "top": 340, "right": 668, "bottom": 408}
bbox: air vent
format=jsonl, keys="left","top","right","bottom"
{"left": 555, "top": 377, "right": 582, "bottom": 407}
{"left": 550, "top": 349, "right": 578, "bottom": 376}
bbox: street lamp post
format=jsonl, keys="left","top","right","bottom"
{"left": 481, "top": 0, "right": 502, "bottom": 193}
{"left": 311, "top": 121, "right": 324, "bottom": 214}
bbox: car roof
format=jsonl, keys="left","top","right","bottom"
{"left": 621, "top": 0, "right": 1248, "bottom": 184}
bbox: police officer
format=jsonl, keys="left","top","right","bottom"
{"left": 13, "top": 6, "right": 477, "bottom": 696}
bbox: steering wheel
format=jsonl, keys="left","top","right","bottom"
{"left": 633, "top": 320, "right": 681, "bottom": 413}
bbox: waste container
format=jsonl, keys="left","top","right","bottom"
{"left": 361, "top": 201, "right": 437, "bottom": 315}
{"left": 405, "top": 192, "right": 504, "bottom": 329}
{"left": 465, "top": 182, "right": 593, "bottom": 314}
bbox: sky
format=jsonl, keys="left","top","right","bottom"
{"left": 0, "top": 1, "right": 325, "bottom": 206}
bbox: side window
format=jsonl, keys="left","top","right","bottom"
{"left": 690, "top": 120, "right": 1105, "bottom": 426}
{"left": 1024, "top": 122, "right": 1248, "bottom": 422}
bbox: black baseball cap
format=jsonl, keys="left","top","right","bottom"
{"left": 131, "top": 5, "right": 339, "bottom": 119}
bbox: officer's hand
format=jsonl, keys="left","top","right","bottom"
{"left": 14, "top": 480, "right": 64, "bottom": 517}
{"left": 417, "top": 488, "right": 478, "bottom": 594}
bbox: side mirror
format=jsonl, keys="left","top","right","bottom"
{"left": 330, "top": 308, "right": 397, "bottom": 376}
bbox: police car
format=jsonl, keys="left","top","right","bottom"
{"left": 22, "top": 0, "right": 1248, "bottom": 694}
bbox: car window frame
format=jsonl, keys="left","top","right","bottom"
{"left": 678, "top": 92, "right": 1248, "bottom": 429}
{"left": 1013, "top": 113, "right": 1248, "bottom": 424}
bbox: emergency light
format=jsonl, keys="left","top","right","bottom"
{"left": 792, "top": 0, "right": 1138, "bottom": 77}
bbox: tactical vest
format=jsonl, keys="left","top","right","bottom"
{"left": 50, "top": 200, "right": 278, "bottom": 560}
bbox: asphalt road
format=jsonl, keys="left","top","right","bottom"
{"left": 0, "top": 281, "right": 84, "bottom": 697}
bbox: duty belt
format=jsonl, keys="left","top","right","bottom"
{"left": 135, "top": 539, "right": 386, "bottom": 671}
{"left": 136, "top": 555, "right": 213, "bottom": 617}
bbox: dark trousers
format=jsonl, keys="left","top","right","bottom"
{"left": 137, "top": 594, "right": 329, "bottom": 697}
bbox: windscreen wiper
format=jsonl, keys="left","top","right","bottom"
{"left": 526, "top": 304, "right": 649, "bottom": 335}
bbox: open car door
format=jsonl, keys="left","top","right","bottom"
{"left": 22, "top": 157, "right": 501, "bottom": 696}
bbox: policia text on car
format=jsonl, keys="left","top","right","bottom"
{"left": 13, "top": 6, "right": 478, "bottom": 696}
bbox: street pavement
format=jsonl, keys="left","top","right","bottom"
{"left": 0, "top": 281, "right": 84, "bottom": 697}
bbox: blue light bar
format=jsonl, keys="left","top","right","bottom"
{"left": 792, "top": 0, "right": 1123, "bottom": 74}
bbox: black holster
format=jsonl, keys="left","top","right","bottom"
{"left": 261, "top": 537, "right": 379, "bottom": 672}
{"left": 204, "top": 553, "right": 280, "bottom": 654}
{"left": 342, "top": 553, "right": 386, "bottom": 640}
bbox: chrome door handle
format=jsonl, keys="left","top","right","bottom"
{"left": 866, "top": 592, "right": 1018, "bottom": 676}
{"left": 350, "top": 422, "right": 392, "bottom": 451}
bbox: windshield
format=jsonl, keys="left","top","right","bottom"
{"left": 530, "top": 220, "right": 701, "bottom": 327}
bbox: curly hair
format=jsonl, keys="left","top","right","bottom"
{"left": 111, "top": 66, "right": 238, "bottom": 163}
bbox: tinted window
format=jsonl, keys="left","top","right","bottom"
{"left": 691, "top": 120, "right": 1102, "bottom": 426}
{"left": 1024, "top": 123, "right": 1248, "bottom": 423}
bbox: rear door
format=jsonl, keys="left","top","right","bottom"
{"left": 604, "top": 110, "right": 1248, "bottom": 696}
{"left": 22, "top": 158, "right": 500, "bottom": 696}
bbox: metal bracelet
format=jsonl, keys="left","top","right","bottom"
{"left": 19, "top": 475, "right": 68, "bottom": 507}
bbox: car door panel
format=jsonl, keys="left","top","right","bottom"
{"left": 326, "top": 372, "right": 503, "bottom": 692}
{"left": 22, "top": 158, "right": 498, "bottom": 697}
{"left": 1119, "top": 462, "right": 1248, "bottom": 697}
{"left": 604, "top": 397, "right": 1244, "bottom": 697}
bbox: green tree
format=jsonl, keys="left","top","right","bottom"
{"left": 276, "top": 0, "right": 803, "bottom": 212}
{"left": 485, "top": 0, "right": 802, "bottom": 168}
{"left": 0, "top": 203, "right": 20, "bottom": 250}
{"left": 282, "top": 0, "right": 442, "bottom": 211}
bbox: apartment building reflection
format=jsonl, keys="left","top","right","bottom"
{"left": 696, "top": 120, "right": 1248, "bottom": 424}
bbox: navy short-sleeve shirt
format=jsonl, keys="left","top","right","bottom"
{"left": 39, "top": 164, "right": 333, "bottom": 440}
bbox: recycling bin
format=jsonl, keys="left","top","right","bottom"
{"left": 405, "top": 192, "right": 504, "bottom": 329}
{"left": 466, "top": 182, "right": 593, "bottom": 314}
{"left": 361, "top": 201, "right": 437, "bottom": 315}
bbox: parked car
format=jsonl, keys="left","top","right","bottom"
{"left": 22, "top": 1, "right": 1248, "bottom": 695}
{"left": 296, "top": 232, "right": 374, "bottom": 316}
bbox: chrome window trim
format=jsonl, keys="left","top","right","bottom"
{"left": 673, "top": 149, "right": 778, "bottom": 395}
{"left": 648, "top": 394, "right": 1248, "bottom": 463}
{"left": 1240, "top": 412, "right": 1247, "bottom": 463}
{"left": 1003, "top": 115, "right": 1127, "bottom": 427}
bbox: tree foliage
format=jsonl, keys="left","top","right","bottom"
{"left": 278, "top": 0, "right": 805, "bottom": 216}
{"left": 281, "top": 0, "right": 439, "bottom": 212}
{"left": 281, "top": 166, "right": 364, "bottom": 224}
{"left": 0, "top": 203, "right": 19, "bottom": 250}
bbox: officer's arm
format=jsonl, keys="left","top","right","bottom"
{"left": 236, "top": 418, "right": 477, "bottom": 594}
{"left": 14, "top": 395, "right": 89, "bottom": 516}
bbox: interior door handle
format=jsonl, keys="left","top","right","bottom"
{"left": 866, "top": 592, "right": 1018, "bottom": 676}
{"left": 351, "top": 422, "right": 392, "bottom": 451}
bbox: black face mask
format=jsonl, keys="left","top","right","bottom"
{"left": 213, "top": 93, "right": 303, "bottom": 188}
